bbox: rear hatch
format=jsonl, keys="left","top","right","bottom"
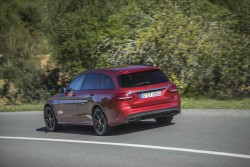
{"left": 117, "top": 69, "right": 178, "bottom": 109}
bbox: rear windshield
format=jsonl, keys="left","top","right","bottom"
{"left": 117, "top": 70, "right": 169, "bottom": 88}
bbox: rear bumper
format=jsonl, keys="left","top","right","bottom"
{"left": 124, "top": 107, "right": 181, "bottom": 123}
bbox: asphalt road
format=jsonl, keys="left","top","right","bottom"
{"left": 0, "top": 109, "right": 250, "bottom": 167}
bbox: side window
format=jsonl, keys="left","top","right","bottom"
{"left": 68, "top": 74, "right": 85, "bottom": 91}
{"left": 102, "top": 74, "right": 115, "bottom": 90}
{"left": 83, "top": 73, "right": 102, "bottom": 90}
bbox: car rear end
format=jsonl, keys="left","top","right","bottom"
{"left": 112, "top": 67, "right": 181, "bottom": 125}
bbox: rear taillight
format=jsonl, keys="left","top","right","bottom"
{"left": 114, "top": 93, "right": 135, "bottom": 101}
{"left": 167, "top": 84, "right": 178, "bottom": 92}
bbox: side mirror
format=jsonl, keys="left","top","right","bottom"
{"left": 58, "top": 87, "right": 67, "bottom": 94}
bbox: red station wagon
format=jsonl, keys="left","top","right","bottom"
{"left": 44, "top": 65, "right": 181, "bottom": 135}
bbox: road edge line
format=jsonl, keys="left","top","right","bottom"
{"left": 0, "top": 136, "right": 250, "bottom": 159}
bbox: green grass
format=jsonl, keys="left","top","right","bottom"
{"left": 181, "top": 97, "right": 250, "bottom": 109}
{"left": 0, "top": 103, "right": 44, "bottom": 112}
{"left": 0, "top": 98, "right": 249, "bottom": 112}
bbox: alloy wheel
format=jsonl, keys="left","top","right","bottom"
{"left": 93, "top": 107, "right": 113, "bottom": 135}
{"left": 93, "top": 108, "right": 105, "bottom": 134}
{"left": 44, "top": 107, "right": 59, "bottom": 131}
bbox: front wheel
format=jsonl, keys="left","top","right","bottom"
{"left": 155, "top": 116, "right": 173, "bottom": 124}
{"left": 44, "top": 106, "right": 61, "bottom": 132}
{"left": 93, "top": 107, "right": 113, "bottom": 136}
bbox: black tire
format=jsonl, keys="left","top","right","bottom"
{"left": 44, "top": 106, "right": 61, "bottom": 132}
{"left": 93, "top": 107, "right": 113, "bottom": 136}
{"left": 155, "top": 116, "right": 173, "bottom": 124}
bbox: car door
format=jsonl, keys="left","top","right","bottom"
{"left": 77, "top": 73, "right": 102, "bottom": 123}
{"left": 58, "top": 74, "right": 85, "bottom": 123}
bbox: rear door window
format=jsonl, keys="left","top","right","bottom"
{"left": 83, "top": 73, "right": 102, "bottom": 90}
{"left": 118, "top": 70, "right": 169, "bottom": 88}
{"left": 102, "top": 74, "right": 115, "bottom": 90}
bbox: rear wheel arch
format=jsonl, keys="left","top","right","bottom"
{"left": 92, "top": 104, "right": 105, "bottom": 117}
{"left": 92, "top": 106, "right": 113, "bottom": 135}
{"left": 91, "top": 104, "right": 111, "bottom": 126}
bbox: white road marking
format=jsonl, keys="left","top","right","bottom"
{"left": 0, "top": 136, "right": 250, "bottom": 159}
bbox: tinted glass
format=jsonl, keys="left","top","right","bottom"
{"left": 102, "top": 74, "right": 115, "bottom": 90}
{"left": 68, "top": 74, "right": 85, "bottom": 91}
{"left": 84, "top": 73, "right": 102, "bottom": 90}
{"left": 118, "top": 70, "right": 169, "bottom": 88}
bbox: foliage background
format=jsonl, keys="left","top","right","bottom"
{"left": 0, "top": 0, "right": 249, "bottom": 104}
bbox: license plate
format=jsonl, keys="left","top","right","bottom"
{"left": 140, "top": 90, "right": 162, "bottom": 98}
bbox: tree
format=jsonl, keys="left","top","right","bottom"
{"left": 209, "top": 0, "right": 250, "bottom": 34}
{"left": 0, "top": 0, "right": 50, "bottom": 103}
{"left": 1, "top": 0, "right": 248, "bottom": 102}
